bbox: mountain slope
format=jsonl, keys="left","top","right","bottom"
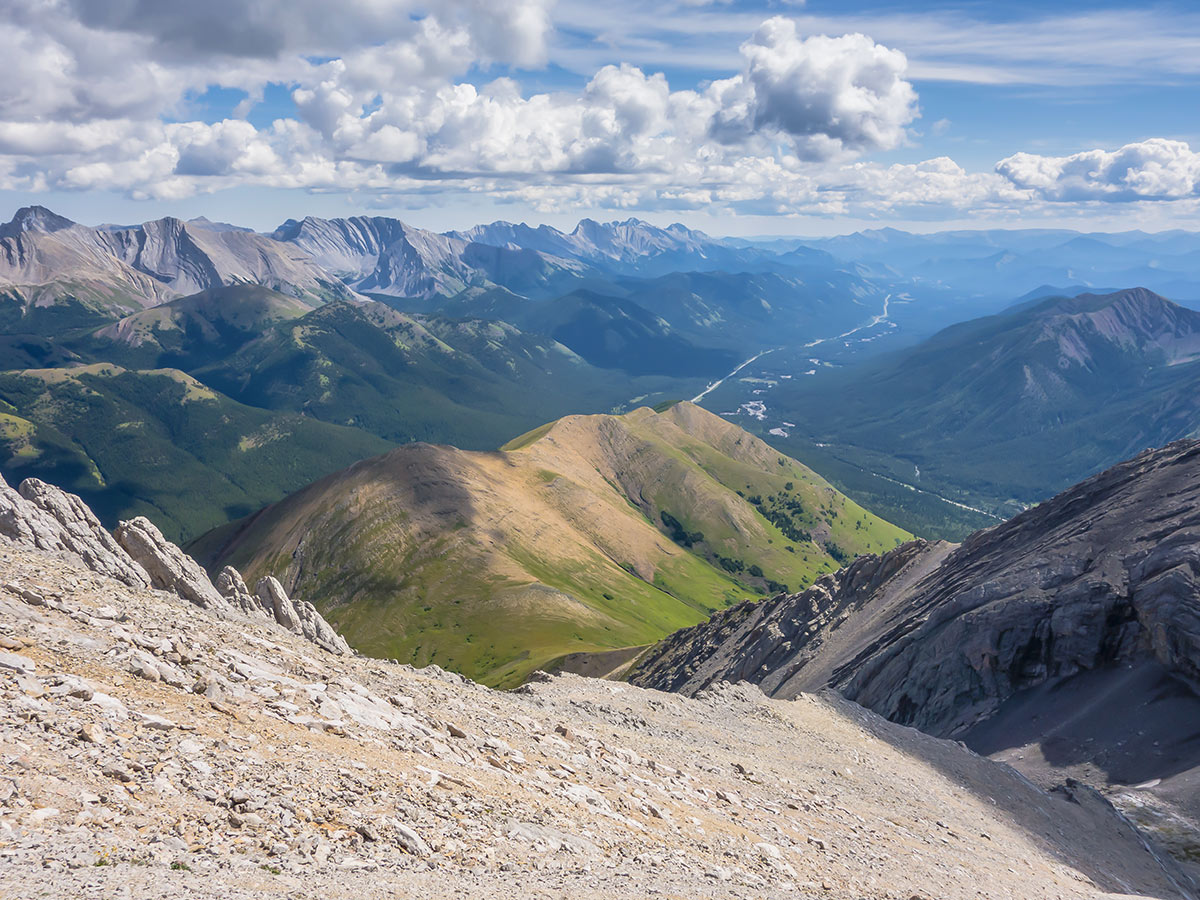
{"left": 75, "top": 284, "right": 316, "bottom": 369}
{"left": 0, "top": 364, "right": 390, "bottom": 541}
{"left": 0, "top": 206, "right": 352, "bottom": 329}
{"left": 195, "top": 299, "right": 692, "bottom": 449}
{"left": 631, "top": 437, "right": 1200, "bottom": 859}
{"left": 193, "top": 402, "right": 908, "bottom": 687}
{"left": 4, "top": 535, "right": 1189, "bottom": 900}
{"left": 433, "top": 265, "right": 890, "bottom": 376}
{"left": 512, "top": 289, "right": 742, "bottom": 376}
{"left": 757, "top": 287, "right": 1200, "bottom": 517}
{"left": 2, "top": 292, "right": 701, "bottom": 539}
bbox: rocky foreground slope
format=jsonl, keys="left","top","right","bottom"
{"left": 2, "top": 523, "right": 1196, "bottom": 897}
{"left": 1, "top": 472, "right": 347, "bottom": 655}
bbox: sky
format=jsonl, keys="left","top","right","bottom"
{"left": 1, "top": 0, "right": 1198, "bottom": 236}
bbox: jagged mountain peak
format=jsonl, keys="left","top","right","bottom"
{"left": 1040, "top": 285, "right": 1173, "bottom": 314}
{"left": 185, "top": 216, "right": 251, "bottom": 233}
{"left": 0, "top": 207, "right": 354, "bottom": 319}
{"left": 0, "top": 205, "right": 78, "bottom": 238}
{"left": 272, "top": 213, "right": 589, "bottom": 300}
{"left": 275, "top": 213, "right": 423, "bottom": 237}
{"left": 1022, "top": 287, "right": 1200, "bottom": 366}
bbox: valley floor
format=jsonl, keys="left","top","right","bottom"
{"left": 0, "top": 542, "right": 1192, "bottom": 900}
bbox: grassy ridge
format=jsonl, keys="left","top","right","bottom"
{"left": 196, "top": 403, "right": 909, "bottom": 687}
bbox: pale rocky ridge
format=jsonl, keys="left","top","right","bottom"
{"left": 1, "top": 530, "right": 1196, "bottom": 898}
{"left": 272, "top": 214, "right": 587, "bottom": 300}
{"left": 0, "top": 476, "right": 150, "bottom": 589}
{"left": 114, "top": 516, "right": 229, "bottom": 611}
{"left": 0, "top": 471, "right": 347, "bottom": 656}
{"left": 0, "top": 206, "right": 354, "bottom": 316}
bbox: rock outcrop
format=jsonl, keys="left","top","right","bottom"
{"left": 215, "top": 567, "right": 350, "bottom": 655}
{"left": 112, "top": 519, "right": 351, "bottom": 654}
{"left": 0, "top": 472, "right": 352, "bottom": 656}
{"left": 214, "top": 565, "right": 265, "bottom": 615}
{"left": 113, "top": 517, "right": 229, "bottom": 611}
{"left": 0, "top": 473, "right": 149, "bottom": 588}
{"left": 256, "top": 575, "right": 300, "bottom": 631}
{"left": 260, "top": 576, "right": 351, "bottom": 655}
{"left": 631, "top": 438, "right": 1200, "bottom": 739}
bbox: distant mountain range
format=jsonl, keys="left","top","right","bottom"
{"left": 449, "top": 217, "right": 781, "bottom": 277}
{"left": 5, "top": 203, "right": 1200, "bottom": 547}
{"left": 191, "top": 401, "right": 907, "bottom": 687}
{"left": 7, "top": 204, "right": 1200, "bottom": 365}
{"left": 272, "top": 215, "right": 591, "bottom": 300}
{"left": 0, "top": 206, "right": 351, "bottom": 332}
{"left": 793, "top": 226, "right": 1200, "bottom": 306}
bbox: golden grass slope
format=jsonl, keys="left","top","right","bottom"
{"left": 196, "top": 402, "right": 909, "bottom": 686}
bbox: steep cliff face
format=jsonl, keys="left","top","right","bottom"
{"left": 631, "top": 438, "right": 1200, "bottom": 739}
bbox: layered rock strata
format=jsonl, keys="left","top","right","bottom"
{"left": 631, "top": 439, "right": 1200, "bottom": 738}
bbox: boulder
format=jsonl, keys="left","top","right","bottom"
{"left": 256, "top": 575, "right": 301, "bottom": 631}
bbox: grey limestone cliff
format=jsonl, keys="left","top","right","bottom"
{"left": 631, "top": 439, "right": 1200, "bottom": 739}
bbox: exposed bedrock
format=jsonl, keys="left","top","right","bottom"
{"left": 632, "top": 439, "right": 1200, "bottom": 739}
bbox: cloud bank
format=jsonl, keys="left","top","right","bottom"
{"left": 0, "top": 0, "right": 1196, "bottom": 222}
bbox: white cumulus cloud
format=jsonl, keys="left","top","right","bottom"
{"left": 996, "top": 139, "right": 1200, "bottom": 202}
{"left": 714, "top": 19, "right": 917, "bottom": 159}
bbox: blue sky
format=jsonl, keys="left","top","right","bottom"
{"left": 1, "top": 0, "right": 1197, "bottom": 235}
